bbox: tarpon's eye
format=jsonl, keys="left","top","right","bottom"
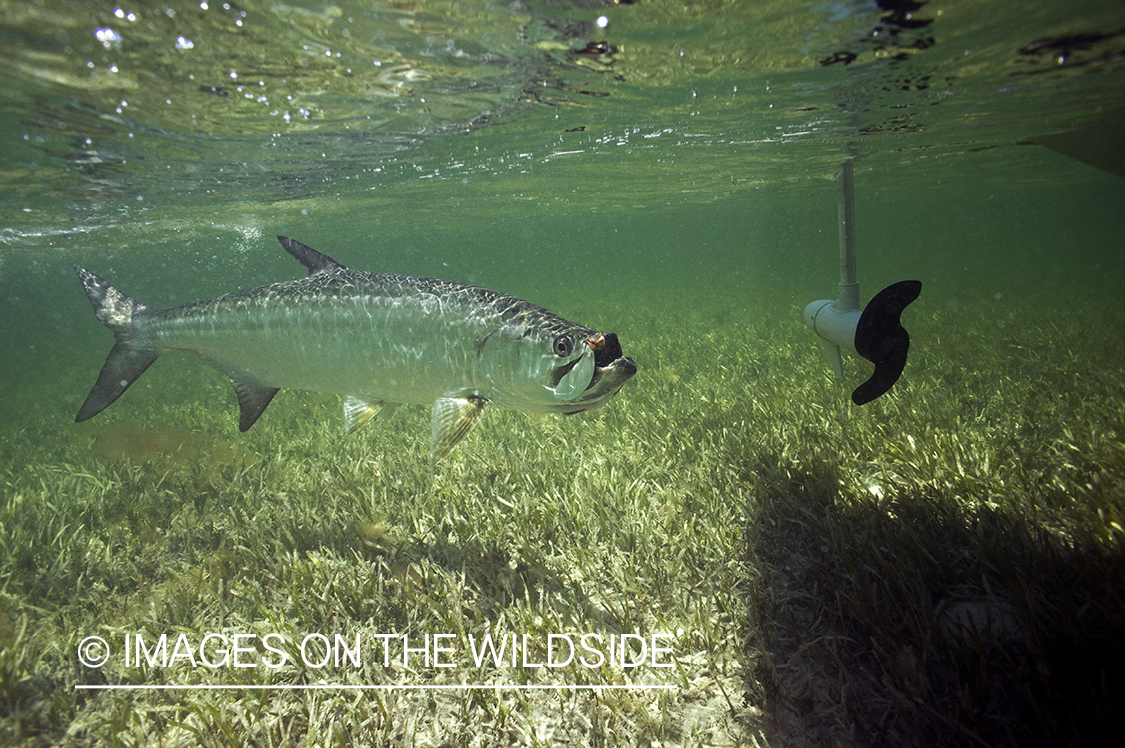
{"left": 552, "top": 335, "right": 574, "bottom": 357}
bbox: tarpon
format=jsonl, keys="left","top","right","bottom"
{"left": 74, "top": 236, "right": 637, "bottom": 463}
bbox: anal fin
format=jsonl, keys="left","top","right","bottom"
{"left": 206, "top": 359, "right": 279, "bottom": 432}
{"left": 233, "top": 379, "right": 280, "bottom": 432}
{"left": 430, "top": 396, "right": 489, "bottom": 465}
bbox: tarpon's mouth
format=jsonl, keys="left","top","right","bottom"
{"left": 588, "top": 352, "right": 637, "bottom": 391}
{"left": 587, "top": 331, "right": 624, "bottom": 368}
{"left": 550, "top": 331, "right": 632, "bottom": 391}
{"left": 544, "top": 330, "right": 635, "bottom": 412}
{"left": 576, "top": 331, "right": 636, "bottom": 405}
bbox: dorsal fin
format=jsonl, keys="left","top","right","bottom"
{"left": 277, "top": 236, "right": 347, "bottom": 276}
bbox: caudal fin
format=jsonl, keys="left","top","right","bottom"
{"left": 74, "top": 266, "right": 160, "bottom": 423}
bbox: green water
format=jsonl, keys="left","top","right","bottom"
{"left": 2, "top": 0, "right": 1125, "bottom": 744}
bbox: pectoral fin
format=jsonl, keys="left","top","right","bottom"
{"left": 430, "top": 396, "right": 489, "bottom": 465}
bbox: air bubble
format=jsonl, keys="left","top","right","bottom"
{"left": 95, "top": 28, "right": 122, "bottom": 48}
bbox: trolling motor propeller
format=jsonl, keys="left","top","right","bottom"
{"left": 803, "top": 160, "right": 921, "bottom": 405}
{"left": 804, "top": 279, "right": 921, "bottom": 405}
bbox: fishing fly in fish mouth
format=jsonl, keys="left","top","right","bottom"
{"left": 73, "top": 236, "right": 637, "bottom": 464}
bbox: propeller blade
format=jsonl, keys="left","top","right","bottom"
{"left": 852, "top": 280, "right": 922, "bottom": 405}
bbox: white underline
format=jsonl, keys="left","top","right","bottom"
{"left": 76, "top": 684, "right": 677, "bottom": 691}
